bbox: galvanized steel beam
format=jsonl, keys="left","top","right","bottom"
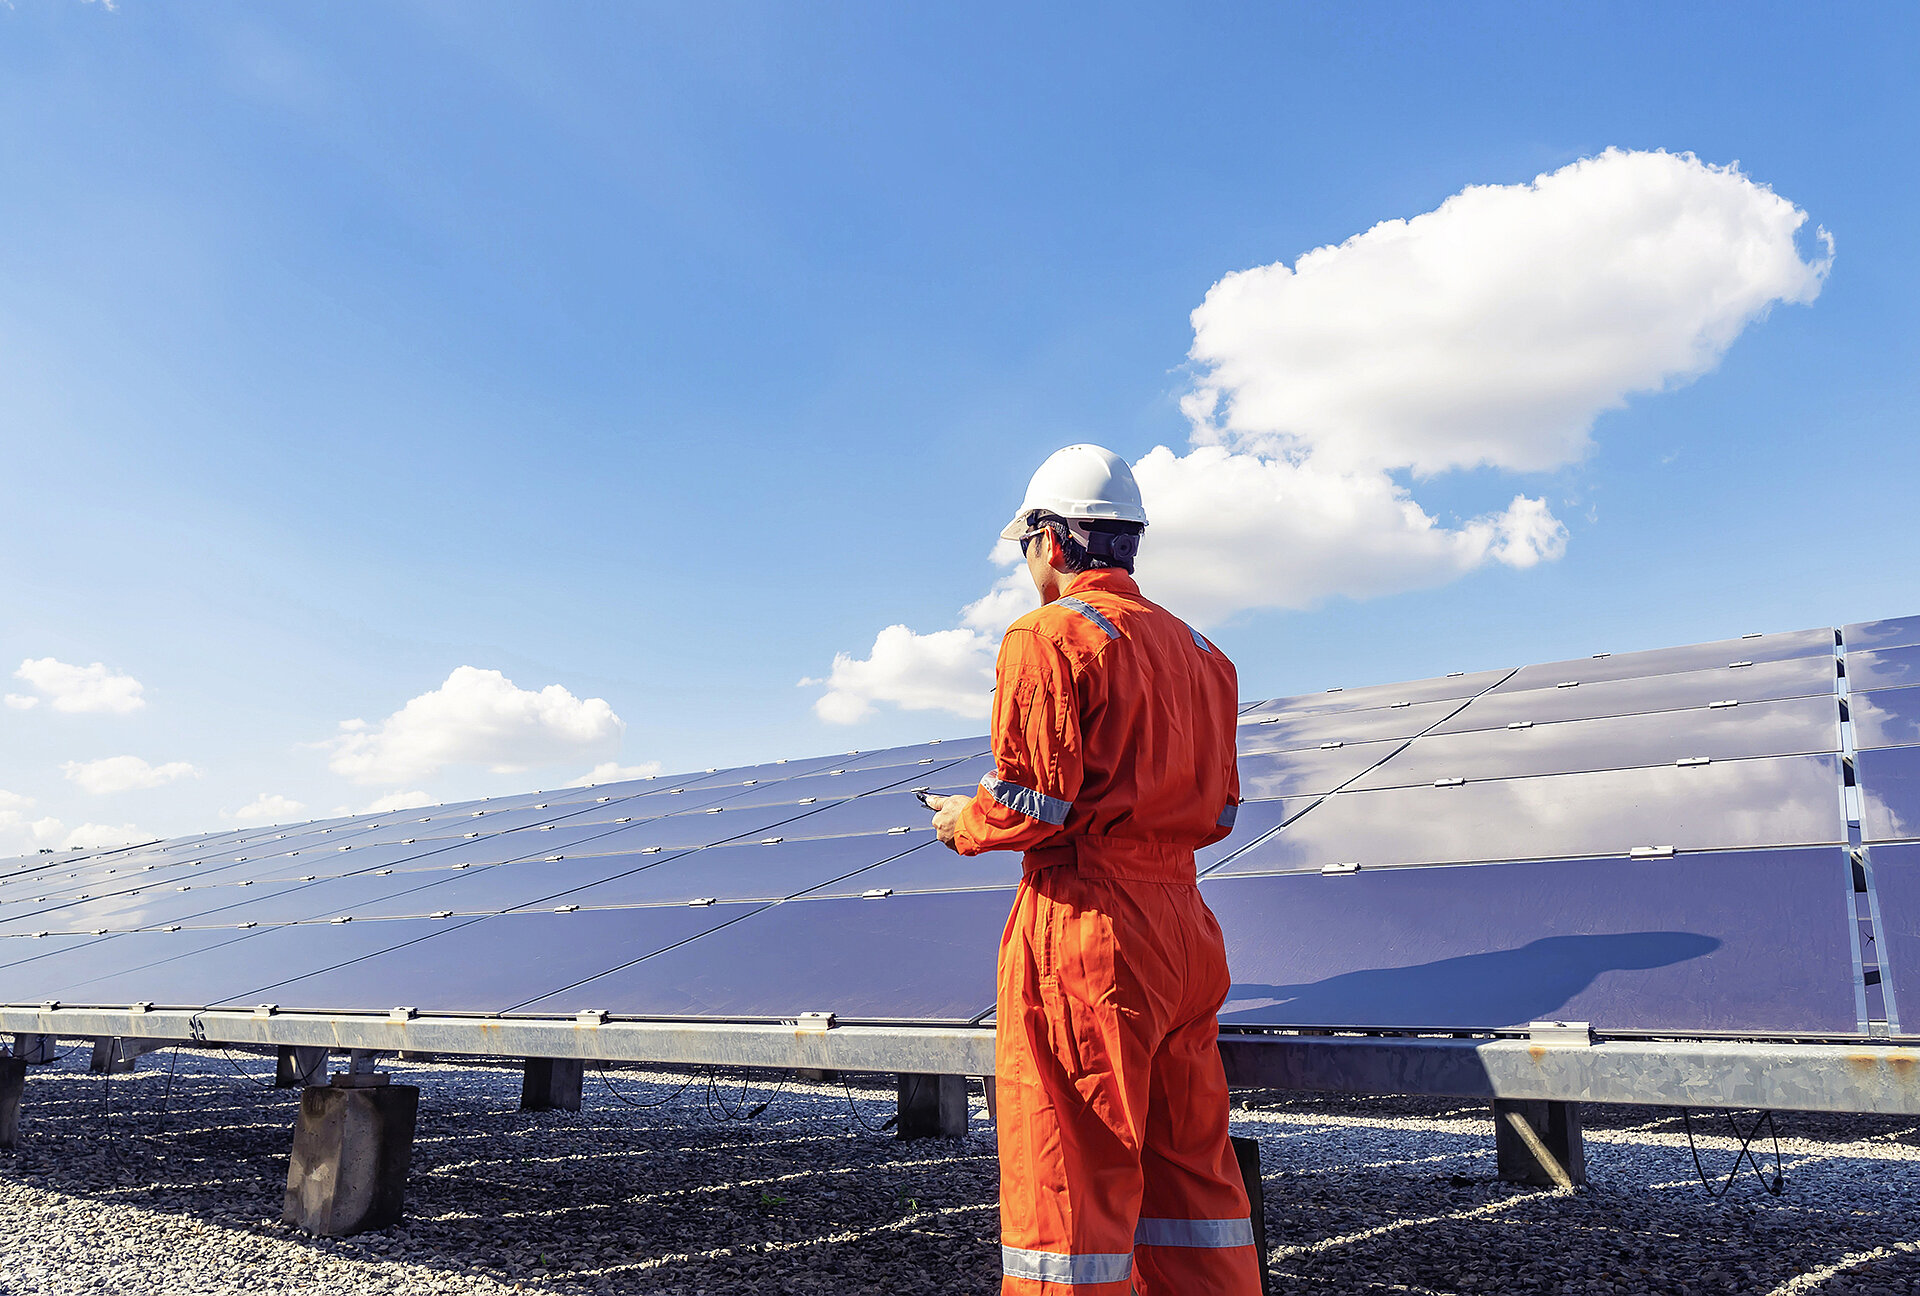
{"left": 4, "top": 1006, "right": 1917, "bottom": 1114}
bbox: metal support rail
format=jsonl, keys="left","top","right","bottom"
{"left": 7, "top": 1006, "right": 1920, "bottom": 1114}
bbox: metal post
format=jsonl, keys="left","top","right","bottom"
{"left": 1231, "top": 1136, "right": 1270, "bottom": 1296}
{"left": 1493, "top": 1099, "right": 1585, "bottom": 1188}
{"left": 276, "top": 1046, "right": 330, "bottom": 1089}
{"left": 12, "top": 1034, "right": 58, "bottom": 1065}
{"left": 521, "top": 1057, "right": 585, "bottom": 1112}
{"left": 894, "top": 1073, "right": 968, "bottom": 1139}
{"left": 0, "top": 1056, "right": 25, "bottom": 1149}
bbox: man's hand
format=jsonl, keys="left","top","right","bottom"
{"left": 925, "top": 793, "right": 965, "bottom": 850}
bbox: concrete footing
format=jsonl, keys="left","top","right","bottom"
{"left": 283, "top": 1080, "right": 420, "bottom": 1236}
{"left": 1231, "top": 1135, "right": 1270, "bottom": 1296}
{"left": 1494, "top": 1098, "right": 1585, "bottom": 1188}
{"left": 12, "top": 1034, "right": 58, "bottom": 1065}
{"left": 1, "top": 1056, "right": 25, "bottom": 1149}
{"left": 895, "top": 1072, "right": 968, "bottom": 1139}
{"left": 521, "top": 1057, "right": 585, "bottom": 1112}
{"left": 276, "top": 1046, "right": 331, "bottom": 1089}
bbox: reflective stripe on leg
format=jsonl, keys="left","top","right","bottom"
{"left": 1001, "top": 1244, "right": 1134, "bottom": 1285}
{"left": 1133, "top": 1217, "right": 1256, "bottom": 1248}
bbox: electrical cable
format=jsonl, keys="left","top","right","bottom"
{"left": 594, "top": 1064, "right": 700, "bottom": 1109}
{"left": 842, "top": 1074, "right": 912, "bottom": 1134}
{"left": 1680, "top": 1108, "right": 1786, "bottom": 1198}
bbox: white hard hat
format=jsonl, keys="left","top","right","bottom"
{"left": 1000, "top": 444, "right": 1149, "bottom": 541}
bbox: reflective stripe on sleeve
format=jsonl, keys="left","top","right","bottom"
{"left": 981, "top": 774, "right": 1071, "bottom": 826}
{"left": 1217, "top": 802, "right": 1237, "bottom": 829}
{"left": 1187, "top": 623, "right": 1213, "bottom": 654}
{"left": 1056, "top": 596, "right": 1120, "bottom": 640}
{"left": 1001, "top": 1245, "right": 1134, "bottom": 1285}
{"left": 1133, "top": 1217, "right": 1257, "bottom": 1248}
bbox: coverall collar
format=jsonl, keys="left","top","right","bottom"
{"left": 1060, "top": 567, "right": 1140, "bottom": 602}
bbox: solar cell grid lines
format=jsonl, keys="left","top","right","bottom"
{"left": 1846, "top": 614, "right": 1920, "bottom": 653}
{"left": 1347, "top": 693, "right": 1841, "bottom": 791}
{"left": 1234, "top": 696, "right": 1469, "bottom": 753}
{"left": 1204, "top": 753, "right": 1848, "bottom": 875}
{"left": 1848, "top": 686, "right": 1920, "bottom": 750}
{"left": 1489, "top": 626, "right": 1835, "bottom": 694}
{"left": 1425, "top": 653, "right": 1838, "bottom": 733}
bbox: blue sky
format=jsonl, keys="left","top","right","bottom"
{"left": 1, "top": 2, "right": 1915, "bottom": 849}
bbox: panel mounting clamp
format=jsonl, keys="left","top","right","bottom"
{"left": 1321, "top": 861, "right": 1361, "bottom": 875}
{"left": 1528, "top": 1020, "right": 1593, "bottom": 1047}
{"left": 576, "top": 1009, "right": 608, "bottom": 1025}
{"left": 253, "top": 1003, "right": 278, "bottom": 1017}
{"left": 796, "top": 1011, "right": 837, "bottom": 1033}
{"left": 1433, "top": 777, "right": 1466, "bottom": 788}
{"left": 1676, "top": 756, "right": 1712, "bottom": 767}
{"left": 389, "top": 1006, "right": 417, "bottom": 1022}
{"left": 1629, "top": 845, "right": 1676, "bottom": 859}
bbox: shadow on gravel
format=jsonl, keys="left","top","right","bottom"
{"left": 8, "top": 1055, "right": 1920, "bottom": 1295}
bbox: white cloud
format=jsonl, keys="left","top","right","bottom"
{"left": 324, "top": 666, "right": 624, "bottom": 785}
{"left": 61, "top": 755, "right": 201, "bottom": 795}
{"left": 809, "top": 149, "right": 1829, "bottom": 722}
{"left": 61, "top": 823, "right": 146, "bottom": 850}
{"left": 0, "top": 797, "right": 66, "bottom": 860}
{"left": 0, "top": 790, "right": 30, "bottom": 813}
{"left": 12, "top": 658, "right": 146, "bottom": 713}
{"left": 573, "top": 761, "right": 665, "bottom": 786}
{"left": 227, "top": 792, "right": 307, "bottom": 824}
{"left": 1186, "top": 147, "right": 1829, "bottom": 476}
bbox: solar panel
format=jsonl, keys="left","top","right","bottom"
{"left": 1865, "top": 842, "right": 1920, "bottom": 1037}
{"left": 1427, "top": 653, "right": 1836, "bottom": 733}
{"left": 1849, "top": 687, "right": 1920, "bottom": 751}
{"left": 1205, "top": 847, "right": 1859, "bottom": 1035}
{"left": 1846, "top": 615, "right": 1920, "bottom": 653}
{"left": 1235, "top": 697, "right": 1468, "bottom": 753}
{"left": 0, "top": 617, "right": 1877, "bottom": 1048}
{"left": 1205, "top": 755, "right": 1847, "bottom": 874}
{"left": 1854, "top": 745, "right": 1920, "bottom": 842}
{"left": 1235, "top": 668, "right": 1510, "bottom": 719}
{"left": 1846, "top": 645, "right": 1920, "bottom": 693}
{"left": 1489, "top": 627, "right": 1833, "bottom": 694}
{"left": 1346, "top": 695, "right": 1839, "bottom": 791}
{"left": 504, "top": 889, "right": 1011, "bottom": 1021}
{"left": 227, "top": 907, "right": 770, "bottom": 1015}
{"left": 1235, "top": 739, "right": 1409, "bottom": 798}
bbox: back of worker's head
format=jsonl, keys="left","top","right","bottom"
{"left": 1003, "top": 444, "right": 1149, "bottom": 574}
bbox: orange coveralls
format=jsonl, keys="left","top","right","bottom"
{"left": 953, "top": 568, "right": 1259, "bottom": 1296}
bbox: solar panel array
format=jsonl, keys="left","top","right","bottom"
{"left": 1, "top": 615, "right": 1912, "bottom": 1041}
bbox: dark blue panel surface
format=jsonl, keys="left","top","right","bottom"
{"left": 1846, "top": 615, "right": 1920, "bottom": 654}
{"left": 1237, "top": 740, "right": 1406, "bottom": 798}
{"left": 1208, "top": 754, "right": 1846, "bottom": 873}
{"left": 1204, "top": 848, "right": 1858, "bottom": 1035}
{"left": 1430, "top": 655, "right": 1836, "bottom": 733}
{"left": 242, "top": 905, "right": 767, "bottom": 1013}
{"left": 1349, "top": 695, "right": 1839, "bottom": 791}
{"left": 47, "top": 918, "right": 488, "bottom": 1009}
{"left": 1851, "top": 687, "right": 1920, "bottom": 751}
{"left": 1492, "top": 628, "right": 1833, "bottom": 694}
{"left": 539, "top": 834, "right": 923, "bottom": 907}
{"left": 1238, "top": 669, "right": 1510, "bottom": 720}
{"left": 765, "top": 791, "right": 939, "bottom": 841}
{"left": 1866, "top": 842, "right": 1920, "bottom": 1039}
{"left": 1847, "top": 645, "right": 1920, "bottom": 693}
{"left": 1856, "top": 745, "right": 1920, "bottom": 842}
{"left": 334, "top": 853, "right": 685, "bottom": 918}
{"left": 797, "top": 842, "right": 1021, "bottom": 897}
{"left": 840, "top": 741, "right": 992, "bottom": 773}
{"left": 11, "top": 877, "right": 327, "bottom": 935}
{"left": 0, "top": 930, "right": 249, "bottom": 1006}
{"left": 1236, "top": 699, "right": 1467, "bottom": 754}
{"left": 510, "top": 889, "right": 1013, "bottom": 1022}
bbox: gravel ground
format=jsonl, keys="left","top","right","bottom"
{"left": 2, "top": 1045, "right": 1918, "bottom": 1294}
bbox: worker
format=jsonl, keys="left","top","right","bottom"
{"left": 924, "top": 444, "right": 1260, "bottom": 1296}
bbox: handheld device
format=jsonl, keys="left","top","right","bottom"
{"left": 913, "top": 788, "right": 940, "bottom": 809}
